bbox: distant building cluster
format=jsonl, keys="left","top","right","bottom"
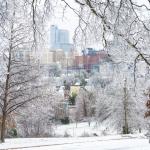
{"left": 74, "top": 48, "right": 112, "bottom": 73}
{"left": 12, "top": 25, "right": 114, "bottom": 76}
{"left": 38, "top": 47, "right": 113, "bottom": 76}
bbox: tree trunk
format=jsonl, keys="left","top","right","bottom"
{"left": 0, "top": 22, "right": 12, "bottom": 142}
{"left": 123, "top": 79, "right": 129, "bottom": 134}
{"left": 83, "top": 99, "right": 87, "bottom": 117}
{"left": 1, "top": 71, "right": 10, "bottom": 142}
{"left": 0, "top": 112, "right": 6, "bottom": 143}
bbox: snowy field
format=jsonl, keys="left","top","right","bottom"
{"left": 0, "top": 122, "right": 150, "bottom": 150}
{"left": 0, "top": 135, "right": 150, "bottom": 150}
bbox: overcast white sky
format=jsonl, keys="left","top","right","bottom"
{"left": 48, "top": 0, "right": 150, "bottom": 44}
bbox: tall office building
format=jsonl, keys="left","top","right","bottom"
{"left": 50, "top": 25, "right": 73, "bottom": 53}
{"left": 50, "top": 25, "right": 59, "bottom": 49}
{"left": 58, "top": 29, "right": 69, "bottom": 44}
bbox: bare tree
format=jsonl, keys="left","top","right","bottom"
{"left": 95, "top": 73, "right": 146, "bottom": 134}
{"left": 0, "top": 1, "right": 40, "bottom": 142}
{"left": 75, "top": 87, "right": 96, "bottom": 124}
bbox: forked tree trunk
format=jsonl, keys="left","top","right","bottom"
{"left": 0, "top": 45, "right": 11, "bottom": 143}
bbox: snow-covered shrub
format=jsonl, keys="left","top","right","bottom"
{"left": 101, "top": 129, "right": 108, "bottom": 136}
{"left": 64, "top": 131, "right": 71, "bottom": 137}
{"left": 80, "top": 131, "right": 90, "bottom": 137}
{"left": 16, "top": 85, "right": 64, "bottom": 137}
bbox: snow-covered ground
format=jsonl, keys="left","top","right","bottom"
{"left": 54, "top": 122, "right": 112, "bottom": 137}
{"left": 0, "top": 122, "right": 149, "bottom": 150}
{"left": 0, "top": 135, "right": 149, "bottom": 150}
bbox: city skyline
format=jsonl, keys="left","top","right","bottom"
{"left": 49, "top": 0, "right": 79, "bottom": 43}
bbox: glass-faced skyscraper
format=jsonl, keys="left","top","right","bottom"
{"left": 50, "top": 25, "right": 73, "bottom": 52}
{"left": 50, "top": 25, "right": 59, "bottom": 49}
